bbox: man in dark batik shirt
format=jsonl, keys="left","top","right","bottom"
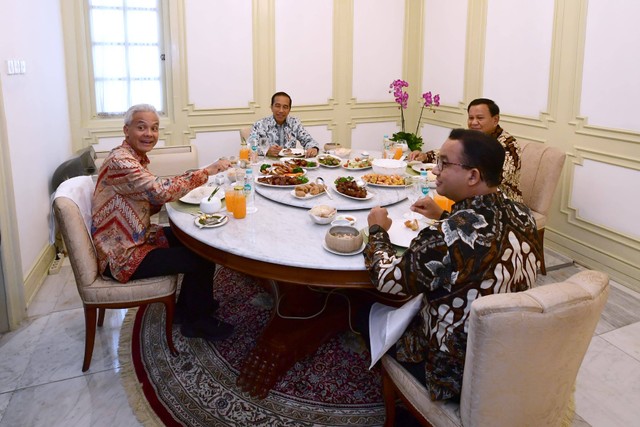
{"left": 361, "top": 128, "right": 541, "bottom": 400}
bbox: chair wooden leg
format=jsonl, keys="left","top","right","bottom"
{"left": 97, "top": 308, "right": 106, "bottom": 327}
{"left": 382, "top": 365, "right": 398, "bottom": 427}
{"left": 538, "top": 228, "right": 547, "bottom": 275}
{"left": 83, "top": 306, "right": 98, "bottom": 372}
{"left": 161, "top": 295, "right": 179, "bottom": 356}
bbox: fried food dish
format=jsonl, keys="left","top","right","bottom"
{"left": 404, "top": 219, "right": 419, "bottom": 231}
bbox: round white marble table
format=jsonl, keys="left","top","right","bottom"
{"left": 166, "top": 158, "right": 416, "bottom": 399}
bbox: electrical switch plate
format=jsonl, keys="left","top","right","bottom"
{"left": 7, "top": 60, "right": 15, "bottom": 75}
{"left": 19, "top": 60, "right": 26, "bottom": 74}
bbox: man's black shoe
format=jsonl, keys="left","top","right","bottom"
{"left": 173, "top": 299, "right": 220, "bottom": 325}
{"left": 180, "top": 318, "right": 234, "bottom": 342}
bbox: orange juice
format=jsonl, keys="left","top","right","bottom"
{"left": 434, "top": 193, "right": 454, "bottom": 212}
{"left": 233, "top": 189, "right": 246, "bottom": 219}
{"left": 393, "top": 147, "right": 403, "bottom": 160}
{"left": 239, "top": 146, "right": 250, "bottom": 161}
{"left": 225, "top": 190, "right": 236, "bottom": 213}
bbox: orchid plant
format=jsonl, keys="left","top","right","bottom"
{"left": 389, "top": 79, "right": 440, "bottom": 151}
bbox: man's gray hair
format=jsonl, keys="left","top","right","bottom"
{"left": 124, "top": 104, "right": 158, "bottom": 125}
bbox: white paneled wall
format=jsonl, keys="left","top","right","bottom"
{"left": 184, "top": 0, "right": 253, "bottom": 109}
{"left": 275, "top": 0, "right": 333, "bottom": 105}
{"left": 571, "top": 160, "right": 640, "bottom": 239}
{"left": 352, "top": 122, "right": 399, "bottom": 151}
{"left": 423, "top": 0, "right": 467, "bottom": 105}
{"left": 581, "top": 1, "right": 640, "bottom": 130}
{"left": 484, "top": 0, "right": 554, "bottom": 116}
{"left": 352, "top": 0, "right": 405, "bottom": 102}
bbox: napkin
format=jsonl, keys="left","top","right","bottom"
{"left": 368, "top": 294, "right": 423, "bottom": 369}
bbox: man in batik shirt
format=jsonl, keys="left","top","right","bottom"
{"left": 409, "top": 98, "right": 523, "bottom": 203}
{"left": 92, "top": 104, "right": 234, "bottom": 342}
{"left": 251, "top": 91, "right": 320, "bottom": 158}
{"left": 361, "top": 129, "right": 541, "bottom": 400}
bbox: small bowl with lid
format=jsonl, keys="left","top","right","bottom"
{"left": 325, "top": 225, "right": 364, "bottom": 253}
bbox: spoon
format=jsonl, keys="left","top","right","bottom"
{"left": 316, "top": 177, "right": 333, "bottom": 199}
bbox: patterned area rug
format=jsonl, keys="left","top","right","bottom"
{"left": 119, "top": 267, "right": 385, "bottom": 426}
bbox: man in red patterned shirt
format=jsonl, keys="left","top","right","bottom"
{"left": 92, "top": 104, "right": 233, "bottom": 341}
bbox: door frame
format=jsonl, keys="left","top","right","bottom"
{"left": 0, "top": 77, "right": 26, "bottom": 332}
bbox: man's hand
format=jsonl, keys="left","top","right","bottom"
{"left": 411, "top": 196, "right": 444, "bottom": 220}
{"left": 368, "top": 206, "right": 392, "bottom": 231}
{"left": 267, "top": 144, "right": 282, "bottom": 157}
{"left": 408, "top": 150, "right": 428, "bottom": 162}
{"left": 204, "top": 159, "right": 232, "bottom": 176}
{"left": 305, "top": 147, "right": 319, "bottom": 158}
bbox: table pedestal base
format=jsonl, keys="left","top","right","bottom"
{"left": 236, "top": 282, "right": 354, "bottom": 399}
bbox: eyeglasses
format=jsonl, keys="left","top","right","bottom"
{"left": 436, "top": 156, "right": 474, "bottom": 171}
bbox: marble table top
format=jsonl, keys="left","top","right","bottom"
{"left": 167, "top": 166, "right": 418, "bottom": 274}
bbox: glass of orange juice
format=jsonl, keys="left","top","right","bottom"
{"left": 233, "top": 187, "right": 246, "bottom": 219}
{"left": 224, "top": 185, "right": 236, "bottom": 213}
{"left": 239, "top": 143, "right": 250, "bottom": 161}
{"left": 392, "top": 142, "right": 404, "bottom": 160}
{"left": 433, "top": 192, "right": 454, "bottom": 212}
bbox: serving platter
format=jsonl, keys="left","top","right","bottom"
{"left": 317, "top": 154, "right": 342, "bottom": 168}
{"left": 280, "top": 157, "right": 319, "bottom": 170}
{"left": 290, "top": 189, "right": 327, "bottom": 200}
{"left": 362, "top": 174, "right": 411, "bottom": 188}
{"left": 180, "top": 186, "right": 225, "bottom": 204}
{"left": 331, "top": 185, "right": 375, "bottom": 200}
{"left": 411, "top": 163, "right": 437, "bottom": 174}
{"left": 256, "top": 175, "right": 310, "bottom": 188}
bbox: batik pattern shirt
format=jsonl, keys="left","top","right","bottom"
{"left": 364, "top": 192, "right": 541, "bottom": 399}
{"left": 251, "top": 115, "right": 319, "bottom": 151}
{"left": 420, "top": 125, "right": 523, "bottom": 203}
{"left": 92, "top": 141, "right": 208, "bottom": 283}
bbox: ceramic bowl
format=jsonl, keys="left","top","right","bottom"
{"left": 200, "top": 196, "right": 222, "bottom": 214}
{"left": 332, "top": 214, "right": 356, "bottom": 226}
{"left": 325, "top": 225, "right": 363, "bottom": 253}
{"left": 372, "top": 158, "right": 408, "bottom": 176}
{"left": 309, "top": 205, "right": 337, "bottom": 225}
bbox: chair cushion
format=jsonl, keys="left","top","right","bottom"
{"left": 81, "top": 274, "right": 177, "bottom": 304}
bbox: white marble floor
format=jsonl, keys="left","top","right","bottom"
{"left": 1, "top": 252, "right": 639, "bottom": 427}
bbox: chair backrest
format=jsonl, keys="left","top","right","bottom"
{"left": 519, "top": 141, "right": 566, "bottom": 221}
{"left": 239, "top": 127, "right": 252, "bottom": 143}
{"left": 53, "top": 196, "right": 99, "bottom": 290}
{"left": 459, "top": 270, "right": 609, "bottom": 427}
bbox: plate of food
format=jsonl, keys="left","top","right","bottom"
{"left": 362, "top": 173, "right": 411, "bottom": 187}
{"left": 180, "top": 186, "right": 225, "bottom": 204}
{"left": 411, "top": 163, "right": 437, "bottom": 174}
{"left": 332, "top": 176, "right": 374, "bottom": 200}
{"left": 322, "top": 240, "right": 366, "bottom": 256}
{"left": 194, "top": 213, "right": 229, "bottom": 229}
{"left": 342, "top": 157, "right": 372, "bottom": 170}
{"left": 279, "top": 147, "right": 305, "bottom": 157}
{"left": 387, "top": 217, "right": 426, "bottom": 247}
{"left": 280, "top": 157, "right": 319, "bottom": 170}
{"left": 291, "top": 182, "right": 327, "bottom": 199}
{"left": 259, "top": 162, "right": 306, "bottom": 176}
{"left": 317, "top": 154, "right": 342, "bottom": 168}
{"left": 256, "top": 175, "right": 310, "bottom": 188}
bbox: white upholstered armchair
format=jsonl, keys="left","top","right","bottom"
{"left": 381, "top": 270, "right": 609, "bottom": 427}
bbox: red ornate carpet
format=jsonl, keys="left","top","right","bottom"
{"left": 120, "top": 267, "right": 386, "bottom": 426}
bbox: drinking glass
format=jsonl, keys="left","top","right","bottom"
{"left": 405, "top": 177, "right": 422, "bottom": 220}
{"left": 233, "top": 186, "right": 247, "bottom": 219}
{"left": 258, "top": 137, "right": 270, "bottom": 161}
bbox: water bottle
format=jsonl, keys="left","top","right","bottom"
{"left": 248, "top": 132, "right": 259, "bottom": 163}
{"left": 382, "top": 134, "right": 391, "bottom": 159}
{"left": 419, "top": 170, "right": 430, "bottom": 198}
{"left": 244, "top": 168, "right": 257, "bottom": 213}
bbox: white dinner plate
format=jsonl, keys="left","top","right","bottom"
{"left": 387, "top": 215, "right": 435, "bottom": 247}
{"left": 362, "top": 175, "right": 411, "bottom": 188}
{"left": 317, "top": 154, "right": 342, "bottom": 168}
{"left": 180, "top": 186, "right": 226, "bottom": 204}
{"left": 331, "top": 185, "right": 375, "bottom": 200}
{"left": 290, "top": 189, "right": 327, "bottom": 200}
{"left": 322, "top": 241, "right": 366, "bottom": 256}
{"left": 194, "top": 214, "right": 229, "bottom": 229}
{"left": 342, "top": 165, "right": 372, "bottom": 171}
{"left": 279, "top": 148, "right": 304, "bottom": 157}
{"left": 411, "top": 163, "right": 437, "bottom": 174}
{"left": 280, "top": 157, "right": 320, "bottom": 170}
